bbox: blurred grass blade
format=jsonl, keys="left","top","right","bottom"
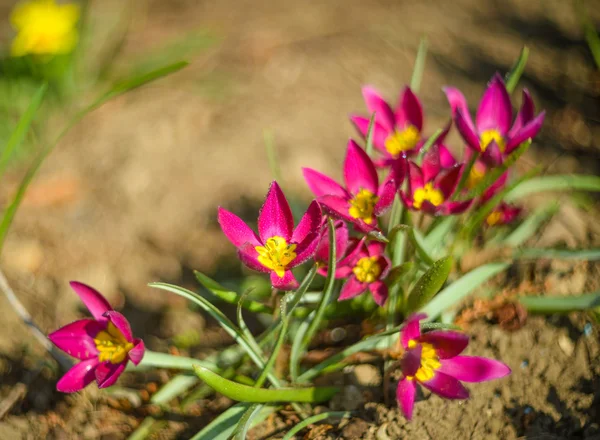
{"left": 504, "top": 174, "right": 600, "bottom": 202}
{"left": 282, "top": 412, "right": 351, "bottom": 440}
{"left": 505, "top": 46, "right": 529, "bottom": 93}
{"left": 364, "top": 111, "right": 377, "bottom": 156}
{"left": 150, "top": 374, "right": 198, "bottom": 405}
{"left": 575, "top": 0, "right": 600, "bottom": 69}
{"left": 417, "top": 128, "right": 443, "bottom": 162}
{"left": 409, "top": 227, "right": 436, "bottom": 265}
{"left": 194, "top": 366, "right": 338, "bottom": 403}
{"left": 385, "top": 262, "right": 414, "bottom": 289}
{"left": 255, "top": 295, "right": 290, "bottom": 388}
{"left": 502, "top": 202, "right": 559, "bottom": 247}
{"left": 410, "top": 37, "right": 428, "bottom": 92}
{"left": 519, "top": 292, "right": 600, "bottom": 313}
{"left": 419, "top": 263, "right": 509, "bottom": 320}
{"left": 191, "top": 403, "right": 250, "bottom": 440}
{"left": 451, "top": 153, "right": 478, "bottom": 200}
{"left": 514, "top": 248, "right": 600, "bottom": 260}
{"left": 264, "top": 129, "right": 282, "bottom": 183}
{"left": 406, "top": 256, "right": 453, "bottom": 313}
{"left": 424, "top": 217, "right": 456, "bottom": 250}
{"left": 233, "top": 404, "right": 263, "bottom": 440}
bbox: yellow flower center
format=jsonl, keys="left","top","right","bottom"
{"left": 10, "top": 0, "right": 80, "bottom": 57}
{"left": 385, "top": 125, "right": 420, "bottom": 157}
{"left": 466, "top": 164, "right": 485, "bottom": 190}
{"left": 413, "top": 183, "right": 444, "bottom": 210}
{"left": 486, "top": 210, "right": 503, "bottom": 226}
{"left": 255, "top": 236, "right": 297, "bottom": 278}
{"left": 94, "top": 322, "right": 134, "bottom": 364}
{"left": 406, "top": 340, "right": 441, "bottom": 382}
{"left": 352, "top": 256, "right": 382, "bottom": 283}
{"left": 479, "top": 129, "right": 506, "bottom": 153}
{"left": 348, "top": 188, "right": 379, "bottom": 224}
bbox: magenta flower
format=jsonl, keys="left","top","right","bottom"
{"left": 400, "top": 145, "right": 472, "bottom": 215}
{"left": 218, "top": 181, "right": 322, "bottom": 290}
{"left": 313, "top": 219, "right": 349, "bottom": 277}
{"left": 481, "top": 172, "right": 521, "bottom": 227}
{"left": 48, "top": 282, "right": 145, "bottom": 393}
{"left": 336, "top": 239, "right": 391, "bottom": 306}
{"left": 351, "top": 86, "right": 424, "bottom": 166}
{"left": 444, "top": 74, "right": 545, "bottom": 166}
{"left": 397, "top": 314, "right": 510, "bottom": 420}
{"left": 302, "top": 140, "right": 400, "bottom": 232}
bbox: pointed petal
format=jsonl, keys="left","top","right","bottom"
{"left": 400, "top": 313, "right": 426, "bottom": 348}
{"left": 396, "top": 378, "right": 417, "bottom": 420}
{"left": 258, "top": 181, "right": 294, "bottom": 242}
{"left": 350, "top": 116, "right": 389, "bottom": 151}
{"left": 344, "top": 140, "right": 379, "bottom": 194}
{"left": 104, "top": 311, "right": 133, "bottom": 342}
{"left": 217, "top": 207, "right": 261, "bottom": 248}
{"left": 270, "top": 270, "right": 298, "bottom": 290}
{"left": 70, "top": 281, "right": 112, "bottom": 320}
{"left": 338, "top": 277, "right": 367, "bottom": 301}
{"left": 438, "top": 144, "right": 458, "bottom": 168}
{"left": 481, "top": 140, "right": 503, "bottom": 167}
{"left": 293, "top": 232, "right": 320, "bottom": 266}
{"left": 400, "top": 345, "right": 423, "bottom": 377}
{"left": 314, "top": 221, "right": 349, "bottom": 264}
{"left": 441, "top": 200, "right": 472, "bottom": 215}
{"left": 396, "top": 87, "right": 423, "bottom": 131}
{"left": 362, "top": 86, "right": 395, "bottom": 131}
{"left": 238, "top": 243, "right": 270, "bottom": 273}
{"left": 422, "top": 145, "right": 441, "bottom": 183}
{"left": 95, "top": 361, "right": 127, "bottom": 389}
{"left": 48, "top": 319, "right": 102, "bottom": 360}
{"left": 505, "top": 111, "right": 545, "bottom": 153}
{"left": 369, "top": 280, "right": 388, "bottom": 306}
{"left": 417, "top": 330, "right": 469, "bottom": 358}
{"left": 508, "top": 89, "right": 535, "bottom": 137}
{"left": 443, "top": 86, "right": 473, "bottom": 129}
{"left": 436, "top": 165, "right": 462, "bottom": 200}
{"left": 422, "top": 371, "right": 469, "bottom": 399}
{"left": 128, "top": 339, "right": 145, "bottom": 366}
{"left": 482, "top": 171, "right": 508, "bottom": 202}
{"left": 292, "top": 201, "right": 322, "bottom": 244}
{"left": 374, "top": 178, "right": 397, "bottom": 215}
{"left": 501, "top": 204, "right": 522, "bottom": 224}
{"left": 455, "top": 108, "right": 481, "bottom": 152}
{"left": 438, "top": 356, "right": 511, "bottom": 382}
{"left": 476, "top": 74, "right": 512, "bottom": 133}
{"left": 318, "top": 195, "right": 354, "bottom": 224}
{"left": 56, "top": 358, "right": 99, "bottom": 393}
{"left": 302, "top": 168, "right": 347, "bottom": 198}
{"left": 407, "top": 162, "right": 424, "bottom": 196}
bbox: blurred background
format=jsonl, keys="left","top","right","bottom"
{"left": 0, "top": 0, "right": 598, "bottom": 438}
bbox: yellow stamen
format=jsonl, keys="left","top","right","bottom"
{"left": 352, "top": 256, "right": 381, "bottom": 283}
{"left": 479, "top": 129, "right": 506, "bottom": 153}
{"left": 255, "top": 236, "right": 297, "bottom": 278}
{"left": 466, "top": 164, "right": 485, "bottom": 190}
{"left": 413, "top": 183, "right": 444, "bottom": 210}
{"left": 385, "top": 125, "right": 420, "bottom": 157}
{"left": 406, "top": 340, "right": 441, "bottom": 382}
{"left": 348, "top": 188, "right": 379, "bottom": 224}
{"left": 94, "top": 322, "right": 134, "bottom": 364}
{"left": 486, "top": 210, "right": 503, "bottom": 226}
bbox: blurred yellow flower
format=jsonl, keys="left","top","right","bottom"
{"left": 10, "top": 0, "right": 80, "bottom": 57}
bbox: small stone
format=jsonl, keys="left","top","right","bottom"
{"left": 330, "top": 385, "right": 365, "bottom": 411}
{"left": 558, "top": 334, "right": 575, "bottom": 356}
{"left": 350, "top": 364, "right": 382, "bottom": 387}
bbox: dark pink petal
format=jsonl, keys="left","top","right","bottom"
{"left": 95, "top": 361, "right": 127, "bottom": 389}
{"left": 377, "top": 255, "right": 392, "bottom": 279}
{"left": 455, "top": 108, "right": 481, "bottom": 152}
{"left": 396, "top": 87, "right": 423, "bottom": 131}
{"left": 293, "top": 232, "right": 320, "bottom": 266}
{"left": 56, "top": 358, "right": 99, "bottom": 393}
{"left": 369, "top": 280, "right": 388, "bottom": 306}
{"left": 366, "top": 241, "right": 385, "bottom": 257}
{"left": 334, "top": 265, "right": 354, "bottom": 279}
{"left": 318, "top": 195, "right": 354, "bottom": 224}
{"left": 104, "top": 311, "right": 133, "bottom": 342}
{"left": 338, "top": 277, "right": 367, "bottom": 301}
{"left": 438, "top": 356, "right": 511, "bottom": 383}
{"left": 390, "top": 157, "right": 408, "bottom": 188}
{"left": 48, "top": 319, "right": 102, "bottom": 360}
{"left": 337, "top": 238, "right": 367, "bottom": 269}
{"left": 476, "top": 73, "right": 512, "bottom": 134}
{"left": 362, "top": 86, "right": 395, "bottom": 131}
{"left": 505, "top": 111, "right": 545, "bottom": 154}
{"left": 441, "top": 200, "right": 472, "bottom": 215}
{"left": 482, "top": 171, "right": 508, "bottom": 202}
{"left": 396, "top": 378, "right": 417, "bottom": 420}
{"left": 128, "top": 339, "right": 145, "bottom": 366}
{"left": 439, "top": 144, "right": 458, "bottom": 168}
{"left": 344, "top": 140, "right": 379, "bottom": 194}
{"left": 217, "top": 207, "right": 261, "bottom": 248}
{"left": 350, "top": 116, "right": 390, "bottom": 154}
{"left": 501, "top": 204, "right": 521, "bottom": 224}
{"left": 422, "top": 371, "right": 469, "bottom": 399}
{"left": 374, "top": 178, "right": 397, "bottom": 216}
{"left": 436, "top": 165, "right": 462, "bottom": 200}
{"left": 399, "top": 190, "right": 415, "bottom": 210}
{"left": 508, "top": 89, "right": 535, "bottom": 137}
{"left": 258, "top": 181, "right": 294, "bottom": 242}
{"left": 400, "top": 344, "right": 423, "bottom": 377}
{"left": 443, "top": 87, "right": 473, "bottom": 130}
{"left": 422, "top": 145, "right": 441, "bottom": 183}
{"left": 270, "top": 270, "right": 298, "bottom": 290}
{"left": 70, "top": 281, "right": 112, "bottom": 320}
{"left": 417, "top": 330, "right": 469, "bottom": 359}
{"left": 238, "top": 243, "right": 271, "bottom": 273}
{"left": 407, "top": 162, "right": 424, "bottom": 196}
{"left": 292, "top": 201, "right": 322, "bottom": 244}
{"left": 302, "top": 168, "right": 347, "bottom": 198}
{"left": 400, "top": 313, "right": 426, "bottom": 348}
{"left": 481, "top": 140, "right": 503, "bottom": 167}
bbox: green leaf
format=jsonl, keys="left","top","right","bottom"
{"left": 409, "top": 227, "right": 436, "bottom": 265}
{"left": 233, "top": 404, "right": 264, "bottom": 440}
{"left": 365, "top": 111, "right": 377, "bottom": 157}
{"left": 505, "top": 46, "right": 529, "bottom": 94}
{"left": 417, "top": 128, "right": 444, "bottom": 162}
{"left": 150, "top": 374, "right": 198, "bottom": 405}
{"left": 504, "top": 174, "right": 600, "bottom": 202}
{"left": 406, "top": 256, "right": 453, "bottom": 313}
{"left": 502, "top": 202, "right": 559, "bottom": 247}
{"left": 451, "top": 153, "right": 478, "bottom": 201}
{"left": 282, "top": 412, "right": 351, "bottom": 440}
{"left": 190, "top": 403, "right": 275, "bottom": 440}
{"left": 576, "top": 0, "right": 600, "bottom": 69}
{"left": 385, "top": 262, "right": 414, "bottom": 289}
{"left": 519, "top": 292, "right": 600, "bottom": 313}
{"left": 514, "top": 248, "right": 600, "bottom": 261}
{"left": 194, "top": 366, "right": 338, "bottom": 403}
{"left": 410, "top": 37, "right": 428, "bottom": 92}
{"left": 134, "top": 349, "right": 217, "bottom": 371}
{"left": 255, "top": 294, "right": 290, "bottom": 388}
{"left": 419, "top": 262, "right": 510, "bottom": 320}
{"left": 263, "top": 129, "right": 281, "bottom": 183}
{"left": 424, "top": 217, "right": 456, "bottom": 251}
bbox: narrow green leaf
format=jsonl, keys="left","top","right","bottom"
{"left": 424, "top": 217, "right": 456, "bottom": 251}
{"left": 417, "top": 128, "right": 443, "bottom": 163}
{"left": 190, "top": 403, "right": 265, "bottom": 440}
{"left": 127, "top": 417, "right": 160, "bottom": 440}
{"left": 514, "top": 248, "right": 600, "bottom": 261}
{"left": 410, "top": 37, "right": 428, "bottom": 92}
{"left": 504, "top": 174, "right": 600, "bottom": 202}
{"left": 194, "top": 366, "right": 338, "bottom": 403}
{"left": 505, "top": 46, "right": 529, "bottom": 94}
{"left": 519, "top": 292, "right": 600, "bottom": 313}
{"left": 409, "top": 227, "right": 436, "bottom": 266}
{"left": 576, "top": 0, "right": 600, "bottom": 69}
{"left": 150, "top": 374, "right": 198, "bottom": 405}
{"left": 365, "top": 111, "right": 377, "bottom": 156}
{"left": 264, "top": 129, "right": 282, "bottom": 183}
{"left": 282, "top": 412, "right": 351, "bottom": 440}
{"left": 385, "top": 262, "right": 414, "bottom": 289}
{"left": 451, "top": 153, "right": 478, "bottom": 201}
{"left": 233, "top": 404, "right": 263, "bottom": 440}
{"left": 419, "top": 263, "right": 510, "bottom": 320}
{"left": 134, "top": 349, "right": 217, "bottom": 371}
{"left": 255, "top": 294, "right": 290, "bottom": 388}
{"left": 406, "top": 256, "right": 452, "bottom": 313}
{"left": 502, "top": 202, "right": 559, "bottom": 247}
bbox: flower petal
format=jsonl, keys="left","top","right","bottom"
{"left": 318, "top": 195, "right": 354, "bottom": 223}
{"left": 270, "top": 270, "right": 298, "bottom": 290}
{"left": 344, "top": 140, "right": 379, "bottom": 194}
{"left": 374, "top": 178, "right": 397, "bottom": 216}
{"left": 505, "top": 111, "right": 545, "bottom": 154}
{"left": 400, "top": 313, "right": 426, "bottom": 348}
{"left": 396, "top": 87, "right": 423, "bottom": 131}
{"left": 258, "top": 181, "right": 294, "bottom": 242}
{"left": 422, "top": 371, "right": 469, "bottom": 399}
{"left": 70, "top": 281, "right": 112, "bottom": 320}
{"left": 407, "top": 162, "right": 424, "bottom": 196}
{"left": 302, "top": 168, "right": 347, "bottom": 198}
{"left": 56, "top": 358, "right": 99, "bottom": 393}
{"left": 422, "top": 145, "right": 441, "bottom": 183}
{"left": 369, "top": 280, "right": 388, "bottom": 306}
{"left": 508, "top": 88, "right": 535, "bottom": 138}
{"left": 481, "top": 140, "right": 503, "bottom": 167}
{"left": 443, "top": 87, "right": 473, "bottom": 130}
{"left": 438, "top": 356, "right": 511, "bottom": 382}
{"left": 455, "top": 108, "right": 481, "bottom": 152}
{"left": 417, "top": 330, "right": 469, "bottom": 358}
{"left": 238, "top": 243, "right": 270, "bottom": 273}
{"left": 436, "top": 165, "right": 462, "bottom": 200}
{"left": 48, "top": 319, "right": 102, "bottom": 360}
{"left": 362, "top": 86, "right": 395, "bottom": 131}
{"left": 293, "top": 232, "right": 320, "bottom": 266}
{"left": 95, "top": 361, "right": 127, "bottom": 389}
{"left": 314, "top": 220, "right": 349, "bottom": 264}
{"left": 104, "top": 311, "right": 133, "bottom": 342}
{"left": 217, "top": 207, "right": 261, "bottom": 248}
{"left": 128, "top": 339, "right": 145, "bottom": 366}
{"left": 350, "top": 116, "right": 390, "bottom": 152}
{"left": 439, "top": 144, "right": 458, "bottom": 168}
{"left": 396, "top": 378, "right": 417, "bottom": 420}
{"left": 482, "top": 171, "right": 508, "bottom": 202}
{"left": 338, "top": 277, "right": 367, "bottom": 301}
{"left": 292, "top": 200, "right": 322, "bottom": 244}
{"left": 401, "top": 345, "right": 422, "bottom": 377}
{"left": 476, "top": 73, "right": 512, "bottom": 134}
{"left": 441, "top": 200, "right": 472, "bottom": 215}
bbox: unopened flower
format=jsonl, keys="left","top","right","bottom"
{"left": 48, "top": 282, "right": 145, "bottom": 393}
{"left": 396, "top": 314, "right": 510, "bottom": 420}
{"left": 303, "top": 140, "right": 401, "bottom": 231}
{"left": 351, "top": 86, "right": 424, "bottom": 166}
{"left": 313, "top": 219, "right": 349, "bottom": 276}
{"left": 218, "top": 181, "right": 321, "bottom": 290}
{"left": 335, "top": 239, "right": 391, "bottom": 306}
{"left": 444, "top": 74, "right": 545, "bottom": 166}
{"left": 400, "top": 145, "right": 471, "bottom": 215}
{"left": 10, "top": 0, "right": 80, "bottom": 57}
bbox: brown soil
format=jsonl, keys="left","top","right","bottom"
{"left": 0, "top": 0, "right": 599, "bottom": 438}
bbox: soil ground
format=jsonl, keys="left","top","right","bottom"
{"left": 0, "top": 0, "right": 599, "bottom": 438}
